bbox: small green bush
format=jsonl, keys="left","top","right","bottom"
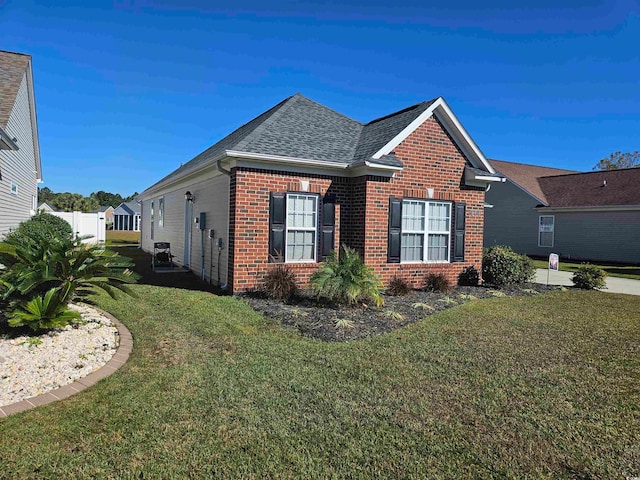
{"left": 425, "top": 272, "right": 451, "bottom": 293}
{"left": 5, "top": 212, "right": 73, "bottom": 244}
{"left": 482, "top": 245, "right": 535, "bottom": 287}
{"left": 387, "top": 276, "right": 411, "bottom": 296}
{"left": 572, "top": 264, "right": 607, "bottom": 290}
{"left": 310, "top": 245, "right": 383, "bottom": 307}
{"left": 458, "top": 266, "right": 479, "bottom": 286}
{"left": 0, "top": 235, "right": 137, "bottom": 330}
{"left": 262, "top": 264, "right": 299, "bottom": 301}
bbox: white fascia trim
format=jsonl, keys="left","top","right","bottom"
{"left": 371, "top": 97, "right": 496, "bottom": 175}
{"left": 25, "top": 60, "right": 42, "bottom": 181}
{"left": 364, "top": 160, "right": 403, "bottom": 171}
{"left": 225, "top": 150, "right": 350, "bottom": 170}
{"left": 372, "top": 100, "right": 440, "bottom": 159}
{"left": 138, "top": 160, "right": 225, "bottom": 200}
{"left": 536, "top": 204, "right": 640, "bottom": 213}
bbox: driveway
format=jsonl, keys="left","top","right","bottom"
{"left": 535, "top": 269, "right": 640, "bottom": 296}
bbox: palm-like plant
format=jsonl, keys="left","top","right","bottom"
{"left": 8, "top": 288, "right": 81, "bottom": 330}
{"left": 310, "top": 245, "right": 383, "bottom": 307}
{"left": 0, "top": 234, "right": 138, "bottom": 330}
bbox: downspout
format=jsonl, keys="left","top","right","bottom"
{"left": 217, "top": 158, "right": 231, "bottom": 176}
{"left": 217, "top": 157, "right": 230, "bottom": 291}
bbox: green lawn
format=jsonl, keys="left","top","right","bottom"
{"left": 1, "top": 287, "right": 639, "bottom": 478}
{"left": 531, "top": 258, "right": 640, "bottom": 280}
{"left": 105, "top": 230, "right": 140, "bottom": 246}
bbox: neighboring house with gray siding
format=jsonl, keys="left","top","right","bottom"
{"left": 485, "top": 159, "right": 640, "bottom": 264}
{"left": 0, "top": 50, "right": 42, "bottom": 236}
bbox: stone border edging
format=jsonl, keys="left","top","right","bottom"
{"left": 0, "top": 308, "right": 133, "bottom": 418}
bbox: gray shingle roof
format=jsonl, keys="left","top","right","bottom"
{"left": 114, "top": 201, "right": 141, "bottom": 215}
{"left": 353, "top": 100, "right": 436, "bottom": 164}
{"left": 148, "top": 94, "right": 448, "bottom": 191}
{"left": 0, "top": 50, "right": 30, "bottom": 129}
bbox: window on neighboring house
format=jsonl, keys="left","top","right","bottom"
{"left": 10, "top": 183, "right": 18, "bottom": 195}
{"left": 539, "top": 215, "right": 554, "bottom": 247}
{"left": 286, "top": 194, "right": 317, "bottom": 262}
{"left": 400, "top": 200, "right": 451, "bottom": 262}
{"left": 158, "top": 197, "right": 164, "bottom": 227}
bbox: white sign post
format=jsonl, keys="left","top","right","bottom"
{"left": 547, "top": 253, "right": 559, "bottom": 285}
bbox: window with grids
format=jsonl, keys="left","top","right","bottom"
{"left": 538, "top": 215, "right": 554, "bottom": 247}
{"left": 401, "top": 200, "right": 451, "bottom": 262}
{"left": 286, "top": 194, "right": 317, "bottom": 262}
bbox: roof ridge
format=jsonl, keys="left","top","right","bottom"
{"left": 490, "top": 158, "right": 578, "bottom": 173}
{"left": 0, "top": 49, "right": 31, "bottom": 58}
{"left": 232, "top": 95, "right": 299, "bottom": 151}
{"left": 365, "top": 100, "right": 436, "bottom": 126}
{"left": 291, "top": 93, "right": 363, "bottom": 125}
{"left": 540, "top": 166, "right": 640, "bottom": 179}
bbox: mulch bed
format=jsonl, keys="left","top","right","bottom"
{"left": 240, "top": 283, "right": 561, "bottom": 342}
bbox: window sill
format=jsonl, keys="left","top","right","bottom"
{"left": 399, "top": 261, "right": 451, "bottom": 265}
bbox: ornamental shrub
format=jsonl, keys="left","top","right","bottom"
{"left": 0, "top": 235, "right": 137, "bottom": 330}
{"left": 261, "top": 264, "right": 299, "bottom": 301}
{"left": 424, "top": 272, "right": 451, "bottom": 293}
{"left": 310, "top": 245, "right": 383, "bottom": 307}
{"left": 5, "top": 212, "right": 73, "bottom": 245}
{"left": 482, "top": 245, "right": 535, "bottom": 287}
{"left": 457, "top": 266, "right": 480, "bottom": 286}
{"left": 387, "top": 276, "right": 412, "bottom": 296}
{"left": 572, "top": 264, "right": 607, "bottom": 290}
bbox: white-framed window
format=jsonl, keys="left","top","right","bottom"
{"left": 538, "top": 215, "right": 554, "bottom": 247}
{"left": 158, "top": 196, "right": 164, "bottom": 228}
{"left": 401, "top": 200, "right": 451, "bottom": 262}
{"left": 286, "top": 193, "right": 317, "bottom": 262}
{"left": 10, "top": 183, "right": 18, "bottom": 195}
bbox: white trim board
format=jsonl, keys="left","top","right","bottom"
{"left": 371, "top": 97, "right": 496, "bottom": 175}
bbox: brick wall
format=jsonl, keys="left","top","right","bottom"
{"left": 362, "top": 116, "right": 485, "bottom": 287}
{"left": 229, "top": 116, "right": 486, "bottom": 292}
{"left": 229, "top": 168, "right": 350, "bottom": 292}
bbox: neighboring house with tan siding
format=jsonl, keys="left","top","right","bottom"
{"left": 138, "top": 94, "right": 503, "bottom": 292}
{"left": 0, "top": 50, "right": 43, "bottom": 236}
{"left": 485, "top": 159, "right": 640, "bottom": 264}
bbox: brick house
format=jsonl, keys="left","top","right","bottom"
{"left": 138, "top": 94, "right": 503, "bottom": 292}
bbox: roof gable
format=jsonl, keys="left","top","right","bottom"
{"left": 114, "top": 201, "right": 140, "bottom": 215}
{"left": 371, "top": 97, "right": 495, "bottom": 174}
{"left": 490, "top": 159, "right": 578, "bottom": 204}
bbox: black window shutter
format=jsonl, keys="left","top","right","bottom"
{"left": 269, "top": 192, "right": 286, "bottom": 262}
{"left": 454, "top": 202, "right": 466, "bottom": 262}
{"left": 388, "top": 197, "right": 402, "bottom": 263}
{"left": 320, "top": 195, "right": 336, "bottom": 261}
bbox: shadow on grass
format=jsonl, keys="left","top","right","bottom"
{"left": 112, "top": 246, "right": 227, "bottom": 295}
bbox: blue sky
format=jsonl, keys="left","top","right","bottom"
{"left": 1, "top": 0, "right": 638, "bottom": 196}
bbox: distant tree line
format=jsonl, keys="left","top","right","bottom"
{"left": 593, "top": 151, "right": 639, "bottom": 171}
{"left": 38, "top": 188, "right": 139, "bottom": 213}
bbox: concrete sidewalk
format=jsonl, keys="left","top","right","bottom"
{"left": 535, "top": 269, "right": 640, "bottom": 296}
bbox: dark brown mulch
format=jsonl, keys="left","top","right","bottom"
{"left": 240, "top": 284, "right": 561, "bottom": 342}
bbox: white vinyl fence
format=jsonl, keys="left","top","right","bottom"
{"left": 51, "top": 211, "right": 106, "bottom": 244}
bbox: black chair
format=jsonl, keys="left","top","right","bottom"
{"left": 152, "top": 242, "right": 174, "bottom": 269}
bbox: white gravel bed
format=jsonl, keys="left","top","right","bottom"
{"left": 0, "top": 304, "right": 119, "bottom": 407}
